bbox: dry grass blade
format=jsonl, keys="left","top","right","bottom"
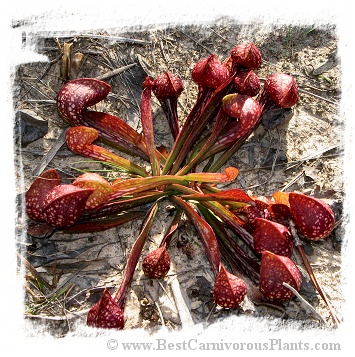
{"left": 154, "top": 301, "right": 168, "bottom": 331}
{"left": 298, "top": 88, "right": 339, "bottom": 105}
{"left": 281, "top": 171, "right": 305, "bottom": 192}
{"left": 285, "top": 144, "right": 341, "bottom": 172}
{"left": 45, "top": 265, "right": 89, "bottom": 300}
{"left": 289, "top": 221, "right": 342, "bottom": 327}
{"left": 282, "top": 282, "right": 327, "bottom": 325}
{"left": 25, "top": 308, "right": 90, "bottom": 320}
{"left": 58, "top": 41, "right": 73, "bottom": 81}
{"left": 96, "top": 63, "right": 137, "bottom": 81}
{"left": 168, "top": 274, "right": 194, "bottom": 329}
{"left": 18, "top": 252, "right": 52, "bottom": 290}
{"left": 32, "top": 128, "right": 68, "bottom": 177}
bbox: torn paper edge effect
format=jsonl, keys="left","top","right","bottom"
{"left": 2, "top": 1, "right": 354, "bottom": 354}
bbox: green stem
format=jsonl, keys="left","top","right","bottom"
{"left": 207, "top": 108, "right": 264, "bottom": 173}
{"left": 176, "top": 109, "right": 229, "bottom": 176}
{"left": 83, "top": 191, "right": 167, "bottom": 218}
{"left": 168, "top": 184, "right": 255, "bottom": 250}
{"left": 161, "top": 86, "right": 213, "bottom": 175}
{"left": 110, "top": 170, "right": 238, "bottom": 199}
{"left": 162, "top": 76, "right": 235, "bottom": 175}
{"left": 207, "top": 138, "right": 244, "bottom": 173}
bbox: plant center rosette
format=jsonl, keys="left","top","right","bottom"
{"left": 24, "top": 42, "right": 340, "bottom": 330}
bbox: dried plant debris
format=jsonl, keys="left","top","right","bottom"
{"left": 14, "top": 21, "right": 344, "bottom": 336}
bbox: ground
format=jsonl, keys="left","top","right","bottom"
{"left": 13, "top": 19, "right": 344, "bottom": 337}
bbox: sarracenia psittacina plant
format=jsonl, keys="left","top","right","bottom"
{"left": 24, "top": 42, "right": 341, "bottom": 329}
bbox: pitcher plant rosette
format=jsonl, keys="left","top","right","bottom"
{"left": 25, "top": 42, "right": 341, "bottom": 330}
